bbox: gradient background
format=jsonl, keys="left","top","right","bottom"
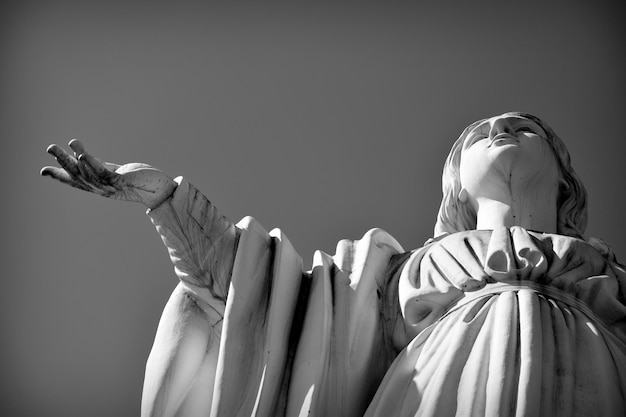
{"left": 2, "top": 1, "right": 625, "bottom": 415}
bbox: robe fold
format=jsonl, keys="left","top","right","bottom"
{"left": 144, "top": 178, "right": 626, "bottom": 417}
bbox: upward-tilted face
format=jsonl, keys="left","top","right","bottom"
{"left": 435, "top": 111, "right": 588, "bottom": 238}
{"left": 459, "top": 113, "right": 560, "bottom": 204}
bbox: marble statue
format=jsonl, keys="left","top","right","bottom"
{"left": 42, "top": 112, "right": 626, "bottom": 417}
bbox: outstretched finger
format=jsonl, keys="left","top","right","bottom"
{"left": 68, "top": 139, "right": 86, "bottom": 158}
{"left": 41, "top": 166, "right": 92, "bottom": 192}
{"left": 47, "top": 144, "right": 80, "bottom": 178}
{"left": 78, "top": 153, "right": 118, "bottom": 184}
{"left": 77, "top": 157, "right": 99, "bottom": 185}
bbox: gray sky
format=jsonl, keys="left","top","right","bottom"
{"left": 2, "top": 1, "right": 625, "bottom": 415}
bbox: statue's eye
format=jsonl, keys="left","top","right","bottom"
{"left": 516, "top": 126, "right": 535, "bottom": 133}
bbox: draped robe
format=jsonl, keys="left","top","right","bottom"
{"left": 142, "top": 178, "right": 626, "bottom": 417}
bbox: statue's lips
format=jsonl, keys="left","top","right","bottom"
{"left": 489, "top": 134, "right": 519, "bottom": 147}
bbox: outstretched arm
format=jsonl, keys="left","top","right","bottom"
{"left": 41, "top": 140, "right": 239, "bottom": 299}
{"left": 42, "top": 139, "right": 239, "bottom": 301}
{"left": 43, "top": 140, "right": 240, "bottom": 416}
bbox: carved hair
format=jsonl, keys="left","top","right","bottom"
{"left": 433, "top": 112, "right": 588, "bottom": 239}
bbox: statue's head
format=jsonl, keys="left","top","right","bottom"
{"left": 433, "top": 112, "right": 587, "bottom": 238}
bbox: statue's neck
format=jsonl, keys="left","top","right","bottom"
{"left": 473, "top": 182, "right": 558, "bottom": 233}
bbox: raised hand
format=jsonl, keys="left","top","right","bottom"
{"left": 41, "top": 139, "right": 177, "bottom": 209}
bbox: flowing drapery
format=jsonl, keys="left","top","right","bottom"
{"left": 144, "top": 178, "right": 626, "bottom": 416}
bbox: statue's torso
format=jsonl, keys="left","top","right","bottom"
{"left": 368, "top": 227, "right": 626, "bottom": 417}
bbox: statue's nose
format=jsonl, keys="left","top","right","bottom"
{"left": 489, "top": 118, "right": 514, "bottom": 137}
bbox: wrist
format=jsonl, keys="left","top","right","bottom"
{"left": 146, "top": 179, "right": 177, "bottom": 209}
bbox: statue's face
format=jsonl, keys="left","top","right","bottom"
{"left": 459, "top": 113, "right": 560, "bottom": 203}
